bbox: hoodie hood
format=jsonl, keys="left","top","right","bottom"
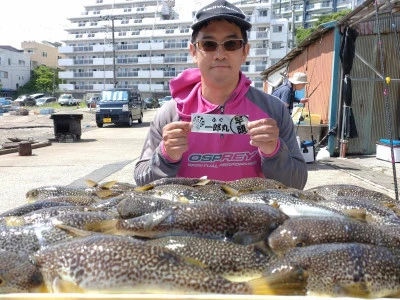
{"left": 170, "top": 68, "right": 252, "bottom": 119}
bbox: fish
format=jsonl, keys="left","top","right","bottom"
{"left": 25, "top": 184, "right": 122, "bottom": 203}
{"left": 230, "top": 190, "right": 353, "bottom": 219}
{"left": 0, "top": 200, "right": 74, "bottom": 218}
{"left": 307, "top": 184, "right": 396, "bottom": 204}
{"left": 3, "top": 205, "right": 87, "bottom": 227}
{"left": 268, "top": 216, "right": 400, "bottom": 254}
{"left": 32, "top": 234, "right": 259, "bottom": 294}
{"left": 146, "top": 236, "right": 275, "bottom": 282}
{"left": 177, "top": 185, "right": 231, "bottom": 203}
{"left": 221, "top": 177, "right": 287, "bottom": 196}
{"left": 0, "top": 223, "right": 77, "bottom": 255}
{"left": 134, "top": 177, "right": 222, "bottom": 191}
{"left": 50, "top": 211, "right": 116, "bottom": 230}
{"left": 258, "top": 243, "right": 400, "bottom": 298}
{"left": 116, "top": 194, "right": 182, "bottom": 219}
{"left": 88, "top": 202, "right": 288, "bottom": 245}
{"left": 318, "top": 196, "right": 400, "bottom": 225}
{"left": 0, "top": 250, "right": 44, "bottom": 293}
{"left": 147, "top": 184, "right": 199, "bottom": 201}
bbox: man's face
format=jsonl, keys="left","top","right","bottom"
{"left": 294, "top": 83, "right": 307, "bottom": 91}
{"left": 190, "top": 20, "right": 249, "bottom": 89}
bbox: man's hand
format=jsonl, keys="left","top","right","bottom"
{"left": 162, "top": 121, "right": 191, "bottom": 161}
{"left": 247, "top": 118, "right": 279, "bottom": 155}
{"left": 299, "top": 98, "right": 309, "bottom": 104}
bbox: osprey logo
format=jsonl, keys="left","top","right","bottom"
{"left": 189, "top": 151, "right": 258, "bottom": 162}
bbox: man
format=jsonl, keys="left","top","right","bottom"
{"left": 272, "top": 72, "right": 309, "bottom": 115}
{"left": 134, "top": 0, "right": 307, "bottom": 189}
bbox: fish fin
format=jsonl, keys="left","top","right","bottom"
{"left": 134, "top": 185, "right": 155, "bottom": 191}
{"left": 182, "top": 256, "right": 208, "bottom": 269}
{"left": 99, "top": 180, "right": 118, "bottom": 189}
{"left": 176, "top": 195, "right": 190, "bottom": 204}
{"left": 334, "top": 282, "right": 372, "bottom": 298}
{"left": 55, "top": 224, "right": 94, "bottom": 237}
{"left": 143, "top": 207, "right": 177, "bottom": 231}
{"left": 4, "top": 216, "right": 25, "bottom": 226}
{"left": 221, "top": 185, "right": 239, "bottom": 196}
{"left": 52, "top": 277, "right": 86, "bottom": 293}
{"left": 192, "top": 178, "right": 211, "bottom": 186}
{"left": 270, "top": 201, "right": 280, "bottom": 209}
{"left": 95, "top": 189, "right": 113, "bottom": 199}
{"left": 85, "top": 179, "right": 98, "bottom": 188}
{"left": 84, "top": 219, "right": 119, "bottom": 234}
{"left": 248, "top": 268, "right": 308, "bottom": 295}
{"left": 343, "top": 209, "right": 367, "bottom": 221}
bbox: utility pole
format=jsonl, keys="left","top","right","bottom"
{"left": 290, "top": 0, "right": 296, "bottom": 49}
{"left": 102, "top": 15, "right": 121, "bottom": 88}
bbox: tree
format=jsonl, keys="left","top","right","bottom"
{"left": 17, "top": 66, "right": 60, "bottom": 96}
{"left": 296, "top": 9, "right": 351, "bottom": 44}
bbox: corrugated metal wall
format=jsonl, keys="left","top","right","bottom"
{"left": 346, "top": 14, "right": 400, "bottom": 155}
{"left": 288, "top": 30, "right": 335, "bottom": 125}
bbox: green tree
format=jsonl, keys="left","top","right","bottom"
{"left": 18, "top": 66, "right": 60, "bottom": 96}
{"left": 296, "top": 9, "right": 351, "bottom": 44}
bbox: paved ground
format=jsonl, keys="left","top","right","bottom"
{"left": 1, "top": 106, "right": 400, "bottom": 215}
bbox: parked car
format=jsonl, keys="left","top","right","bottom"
{"left": 85, "top": 95, "right": 100, "bottom": 108}
{"left": 158, "top": 95, "right": 172, "bottom": 107}
{"left": 0, "top": 98, "right": 12, "bottom": 112}
{"left": 14, "top": 94, "right": 29, "bottom": 105}
{"left": 95, "top": 88, "right": 143, "bottom": 127}
{"left": 144, "top": 97, "right": 159, "bottom": 109}
{"left": 35, "top": 96, "right": 57, "bottom": 106}
{"left": 58, "top": 94, "right": 79, "bottom": 106}
{"left": 16, "top": 93, "right": 45, "bottom": 106}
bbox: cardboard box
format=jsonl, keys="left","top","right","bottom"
{"left": 376, "top": 139, "right": 400, "bottom": 163}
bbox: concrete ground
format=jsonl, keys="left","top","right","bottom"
{"left": 1, "top": 107, "right": 399, "bottom": 214}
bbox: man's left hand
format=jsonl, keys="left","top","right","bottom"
{"left": 247, "top": 118, "right": 279, "bottom": 155}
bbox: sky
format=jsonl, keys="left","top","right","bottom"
{"left": 0, "top": 0, "right": 90, "bottom": 49}
{"left": 0, "top": 0, "right": 209, "bottom": 50}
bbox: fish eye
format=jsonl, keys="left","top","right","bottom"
{"left": 296, "top": 242, "right": 304, "bottom": 247}
{"left": 0, "top": 277, "right": 4, "bottom": 286}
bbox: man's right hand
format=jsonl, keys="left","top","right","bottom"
{"left": 300, "top": 98, "right": 309, "bottom": 104}
{"left": 162, "top": 121, "right": 191, "bottom": 161}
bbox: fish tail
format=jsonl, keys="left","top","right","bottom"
{"left": 248, "top": 269, "right": 308, "bottom": 295}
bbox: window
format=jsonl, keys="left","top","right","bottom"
{"left": 42, "top": 52, "right": 48, "bottom": 57}
{"left": 124, "top": 8, "right": 132, "bottom": 12}
{"left": 271, "top": 42, "right": 282, "bottom": 49}
{"left": 8, "top": 58, "right": 11, "bottom": 65}
{"left": 88, "top": 33, "right": 95, "bottom": 38}
{"left": 272, "top": 25, "right": 283, "bottom": 32}
{"left": 259, "top": 10, "right": 268, "bottom": 17}
{"left": 121, "top": 20, "right": 129, "bottom": 24}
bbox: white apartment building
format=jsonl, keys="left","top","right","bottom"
{"left": 271, "top": 0, "right": 358, "bottom": 30}
{"left": 0, "top": 46, "right": 31, "bottom": 95}
{"left": 58, "top": 0, "right": 288, "bottom": 97}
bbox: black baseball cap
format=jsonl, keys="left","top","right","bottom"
{"left": 191, "top": 0, "right": 252, "bottom": 32}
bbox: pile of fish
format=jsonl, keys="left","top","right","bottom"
{"left": 1, "top": 176, "right": 400, "bottom": 297}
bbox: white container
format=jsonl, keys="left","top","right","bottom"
{"left": 376, "top": 142, "right": 400, "bottom": 163}
{"left": 299, "top": 140, "right": 315, "bottom": 163}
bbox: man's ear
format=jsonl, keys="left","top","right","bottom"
{"left": 193, "top": 56, "right": 197, "bottom": 62}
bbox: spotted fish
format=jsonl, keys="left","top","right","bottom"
{"left": 32, "top": 234, "right": 264, "bottom": 294}
{"left": 221, "top": 177, "right": 287, "bottom": 196}
{"left": 0, "top": 250, "right": 44, "bottom": 293}
{"left": 147, "top": 236, "right": 275, "bottom": 282}
{"left": 268, "top": 216, "right": 400, "bottom": 254}
{"left": 89, "top": 202, "right": 288, "bottom": 245}
{"left": 258, "top": 243, "right": 400, "bottom": 298}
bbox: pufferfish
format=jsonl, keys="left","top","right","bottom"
{"left": 258, "top": 243, "right": 400, "bottom": 298}
{"left": 31, "top": 234, "right": 279, "bottom": 294}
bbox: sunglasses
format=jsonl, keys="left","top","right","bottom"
{"left": 194, "top": 39, "right": 245, "bottom": 52}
